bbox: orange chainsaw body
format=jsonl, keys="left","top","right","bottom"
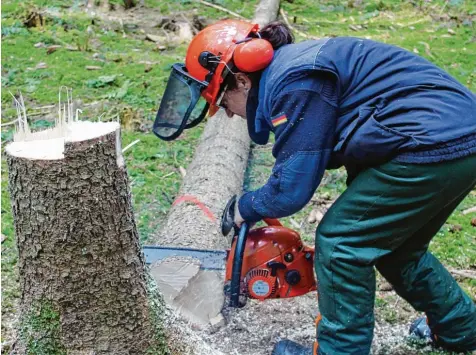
{"left": 225, "top": 219, "right": 316, "bottom": 301}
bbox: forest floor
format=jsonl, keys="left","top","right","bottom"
{"left": 1, "top": 0, "right": 475, "bottom": 354}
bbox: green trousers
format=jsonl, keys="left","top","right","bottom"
{"left": 315, "top": 154, "right": 476, "bottom": 355}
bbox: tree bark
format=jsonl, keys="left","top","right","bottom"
{"left": 7, "top": 126, "right": 162, "bottom": 354}
{"left": 123, "top": 0, "right": 136, "bottom": 9}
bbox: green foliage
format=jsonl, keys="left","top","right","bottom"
{"left": 20, "top": 302, "right": 66, "bottom": 355}
{"left": 86, "top": 74, "right": 117, "bottom": 88}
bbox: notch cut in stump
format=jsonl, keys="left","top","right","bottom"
{"left": 6, "top": 119, "right": 163, "bottom": 354}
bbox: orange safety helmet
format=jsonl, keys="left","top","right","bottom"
{"left": 153, "top": 19, "right": 274, "bottom": 141}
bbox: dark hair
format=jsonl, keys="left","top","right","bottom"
{"left": 258, "top": 21, "right": 294, "bottom": 50}
{"left": 223, "top": 22, "right": 294, "bottom": 91}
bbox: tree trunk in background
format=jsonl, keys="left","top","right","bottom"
{"left": 150, "top": 0, "right": 280, "bottom": 328}
{"left": 123, "top": 0, "right": 136, "bottom": 9}
{"left": 7, "top": 129, "right": 162, "bottom": 354}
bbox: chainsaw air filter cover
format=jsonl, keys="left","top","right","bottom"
{"left": 246, "top": 269, "right": 276, "bottom": 300}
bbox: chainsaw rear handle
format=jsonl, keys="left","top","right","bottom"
{"left": 221, "top": 195, "right": 282, "bottom": 237}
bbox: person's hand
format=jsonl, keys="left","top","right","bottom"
{"left": 233, "top": 198, "right": 245, "bottom": 228}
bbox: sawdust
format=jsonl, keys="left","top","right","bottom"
{"left": 150, "top": 257, "right": 225, "bottom": 327}
{"left": 193, "top": 291, "right": 456, "bottom": 355}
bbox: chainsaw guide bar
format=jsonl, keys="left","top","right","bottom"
{"left": 143, "top": 245, "right": 227, "bottom": 271}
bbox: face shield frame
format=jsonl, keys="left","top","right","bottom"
{"left": 153, "top": 63, "right": 210, "bottom": 141}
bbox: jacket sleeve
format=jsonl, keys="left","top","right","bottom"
{"left": 238, "top": 78, "right": 338, "bottom": 222}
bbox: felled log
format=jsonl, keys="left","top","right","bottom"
{"left": 150, "top": 0, "right": 281, "bottom": 328}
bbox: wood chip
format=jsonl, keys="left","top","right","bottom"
{"left": 35, "top": 62, "right": 48, "bottom": 69}
{"left": 34, "top": 42, "right": 45, "bottom": 48}
{"left": 85, "top": 66, "right": 102, "bottom": 70}
{"left": 307, "top": 209, "right": 317, "bottom": 224}
{"left": 314, "top": 210, "right": 324, "bottom": 224}
{"left": 1, "top": 234, "right": 6, "bottom": 243}
{"left": 210, "top": 314, "right": 225, "bottom": 328}
{"left": 471, "top": 218, "right": 476, "bottom": 227}
{"left": 157, "top": 45, "right": 166, "bottom": 51}
{"left": 418, "top": 41, "right": 434, "bottom": 59}
{"left": 179, "top": 166, "right": 187, "bottom": 178}
{"left": 462, "top": 206, "right": 476, "bottom": 215}
{"left": 448, "top": 268, "right": 476, "bottom": 280}
{"left": 145, "top": 33, "right": 162, "bottom": 43}
{"left": 290, "top": 218, "right": 300, "bottom": 230}
{"left": 447, "top": 28, "right": 456, "bottom": 35}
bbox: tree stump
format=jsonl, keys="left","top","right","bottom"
{"left": 6, "top": 121, "right": 163, "bottom": 354}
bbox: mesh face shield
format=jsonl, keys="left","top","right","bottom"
{"left": 153, "top": 63, "right": 210, "bottom": 141}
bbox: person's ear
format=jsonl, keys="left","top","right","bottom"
{"left": 235, "top": 73, "right": 252, "bottom": 91}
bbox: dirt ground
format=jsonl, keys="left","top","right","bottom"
{"left": 193, "top": 285, "right": 442, "bottom": 355}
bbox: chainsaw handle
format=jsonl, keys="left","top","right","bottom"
{"left": 263, "top": 218, "right": 282, "bottom": 227}
{"left": 229, "top": 221, "right": 250, "bottom": 308}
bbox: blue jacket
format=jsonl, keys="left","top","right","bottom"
{"left": 239, "top": 37, "right": 476, "bottom": 222}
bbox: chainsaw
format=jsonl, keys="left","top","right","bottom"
{"left": 143, "top": 195, "right": 316, "bottom": 308}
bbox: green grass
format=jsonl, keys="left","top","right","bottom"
{"left": 282, "top": 0, "right": 476, "bottom": 91}
{"left": 1, "top": 0, "right": 476, "bottom": 352}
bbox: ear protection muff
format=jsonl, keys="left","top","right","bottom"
{"left": 233, "top": 38, "right": 274, "bottom": 73}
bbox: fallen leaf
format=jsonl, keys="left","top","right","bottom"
{"left": 145, "top": 33, "right": 162, "bottom": 42}
{"left": 378, "top": 281, "right": 393, "bottom": 291}
{"left": 471, "top": 218, "right": 476, "bottom": 227}
{"left": 46, "top": 45, "right": 62, "bottom": 54}
{"left": 85, "top": 65, "right": 102, "bottom": 70}
{"left": 462, "top": 206, "right": 476, "bottom": 215}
